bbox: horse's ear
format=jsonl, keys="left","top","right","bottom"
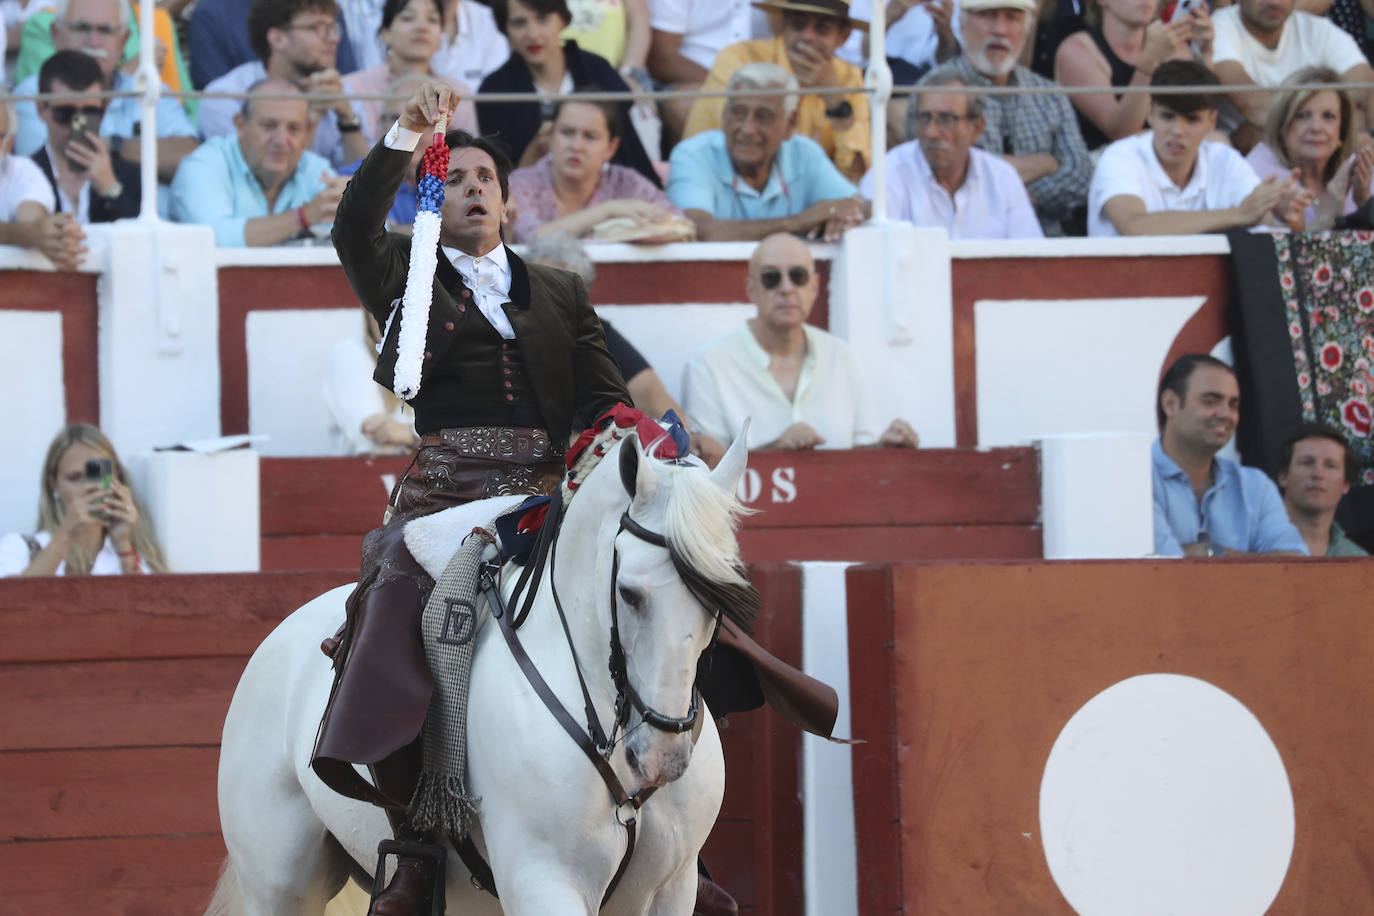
{"left": 619, "top": 431, "right": 640, "bottom": 498}
{"left": 709, "top": 419, "right": 750, "bottom": 496}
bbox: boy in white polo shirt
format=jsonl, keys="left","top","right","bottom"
{"left": 1088, "top": 60, "right": 1310, "bottom": 236}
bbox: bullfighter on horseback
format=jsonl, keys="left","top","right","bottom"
{"left": 311, "top": 79, "right": 836, "bottom": 916}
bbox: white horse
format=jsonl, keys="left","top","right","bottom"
{"left": 209, "top": 425, "right": 753, "bottom": 916}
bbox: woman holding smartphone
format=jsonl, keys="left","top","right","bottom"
{"left": 0, "top": 424, "right": 165, "bottom": 577}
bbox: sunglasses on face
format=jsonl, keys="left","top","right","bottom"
{"left": 759, "top": 266, "right": 811, "bottom": 290}
{"left": 49, "top": 105, "right": 105, "bottom": 126}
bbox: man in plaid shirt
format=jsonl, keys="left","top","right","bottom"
{"left": 913, "top": 0, "right": 1092, "bottom": 235}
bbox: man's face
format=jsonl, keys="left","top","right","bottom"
{"left": 724, "top": 94, "right": 789, "bottom": 175}
{"left": 781, "top": 10, "right": 851, "bottom": 61}
{"left": 961, "top": 8, "right": 1029, "bottom": 78}
{"left": 237, "top": 95, "right": 310, "bottom": 190}
{"left": 270, "top": 5, "right": 341, "bottom": 75}
{"left": 1148, "top": 103, "right": 1218, "bottom": 173}
{"left": 1280, "top": 437, "right": 1350, "bottom": 515}
{"left": 1162, "top": 365, "right": 1240, "bottom": 454}
{"left": 39, "top": 79, "right": 106, "bottom": 168}
{"left": 438, "top": 146, "right": 508, "bottom": 253}
{"left": 915, "top": 91, "right": 982, "bottom": 177}
{"left": 1239, "top": 0, "right": 1292, "bottom": 32}
{"left": 747, "top": 234, "right": 818, "bottom": 332}
{"left": 52, "top": 0, "right": 127, "bottom": 79}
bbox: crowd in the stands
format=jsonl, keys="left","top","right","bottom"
{"left": 3, "top": 0, "right": 1374, "bottom": 256}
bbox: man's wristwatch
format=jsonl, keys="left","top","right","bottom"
{"left": 825, "top": 100, "right": 853, "bottom": 120}
{"left": 338, "top": 114, "right": 362, "bottom": 133}
{"left": 620, "top": 65, "right": 652, "bottom": 88}
{"left": 104, "top": 180, "right": 124, "bottom": 200}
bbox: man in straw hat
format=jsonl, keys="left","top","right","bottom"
{"left": 682, "top": 0, "right": 871, "bottom": 184}
{"left": 915, "top": 0, "right": 1093, "bottom": 235}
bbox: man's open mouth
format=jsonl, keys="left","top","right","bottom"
{"left": 465, "top": 203, "right": 488, "bottom": 217}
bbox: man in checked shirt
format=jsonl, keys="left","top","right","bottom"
{"left": 912, "top": 0, "right": 1093, "bottom": 235}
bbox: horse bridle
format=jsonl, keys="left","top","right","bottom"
{"left": 472, "top": 461, "right": 719, "bottom": 908}
{"left": 608, "top": 510, "right": 720, "bottom": 737}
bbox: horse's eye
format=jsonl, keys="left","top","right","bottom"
{"left": 618, "top": 585, "right": 645, "bottom": 609}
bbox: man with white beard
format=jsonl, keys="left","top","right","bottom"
{"left": 914, "top": 0, "right": 1092, "bottom": 235}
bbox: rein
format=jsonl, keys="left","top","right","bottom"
{"left": 480, "top": 563, "right": 660, "bottom": 908}
{"left": 470, "top": 481, "right": 715, "bottom": 907}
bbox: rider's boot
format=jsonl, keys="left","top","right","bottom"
{"left": 370, "top": 855, "right": 431, "bottom": 916}
{"left": 694, "top": 873, "right": 739, "bottom": 916}
{"left": 368, "top": 775, "right": 434, "bottom": 916}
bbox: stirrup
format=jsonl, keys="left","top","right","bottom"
{"left": 369, "top": 839, "right": 447, "bottom": 916}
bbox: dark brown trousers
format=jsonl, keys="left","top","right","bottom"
{"left": 310, "top": 427, "right": 564, "bottom": 808}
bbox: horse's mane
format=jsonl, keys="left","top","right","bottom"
{"left": 565, "top": 423, "right": 759, "bottom": 633}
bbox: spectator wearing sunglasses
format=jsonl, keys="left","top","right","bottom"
{"left": 30, "top": 50, "right": 140, "bottom": 224}
{"left": 667, "top": 63, "right": 865, "bottom": 242}
{"left": 198, "top": 0, "right": 371, "bottom": 169}
{"left": 0, "top": 91, "right": 87, "bottom": 269}
{"left": 683, "top": 232, "right": 920, "bottom": 454}
{"left": 860, "top": 74, "right": 1041, "bottom": 239}
{"left": 10, "top": 0, "right": 199, "bottom": 181}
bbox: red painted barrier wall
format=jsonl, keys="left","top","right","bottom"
{"left": 257, "top": 447, "right": 1043, "bottom": 570}
{"left": 0, "top": 565, "right": 809, "bottom": 915}
{"left": 847, "top": 560, "right": 1374, "bottom": 914}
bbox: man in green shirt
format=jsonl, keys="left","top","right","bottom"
{"left": 1278, "top": 422, "right": 1368, "bottom": 556}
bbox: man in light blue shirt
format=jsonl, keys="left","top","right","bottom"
{"left": 1152, "top": 353, "right": 1307, "bottom": 556}
{"left": 667, "top": 62, "right": 863, "bottom": 242}
{"left": 170, "top": 79, "right": 345, "bottom": 246}
{"left": 12, "top": 0, "right": 199, "bottom": 183}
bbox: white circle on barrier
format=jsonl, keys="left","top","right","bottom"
{"left": 1039, "top": 673, "right": 1294, "bottom": 916}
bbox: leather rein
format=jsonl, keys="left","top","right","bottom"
{"left": 464, "top": 486, "right": 718, "bottom": 907}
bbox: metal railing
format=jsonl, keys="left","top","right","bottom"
{"left": 9, "top": 0, "right": 1373, "bottom": 233}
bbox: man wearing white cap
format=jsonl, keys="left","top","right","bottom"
{"left": 681, "top": 0, "right": 872, "bottom": 183}
{"left": 916, "top": 0, "right": 1092, "bottom": 235}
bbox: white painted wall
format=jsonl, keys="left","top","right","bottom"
{"left": 248, "top": 308, "right": 364, "bottom": 456}
{"left": 834, "top": 224, "right": 956, "bottom": 447}
{"left": 1, "top": 311, "right": 67, "bottom": 532}
{"left": 801, "top": 561, "right": 858, "bottom": 916}
{"left": 975, "top": 296, "right": 1205, "bottom": 448}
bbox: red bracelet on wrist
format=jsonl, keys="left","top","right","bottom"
{"left": 296, "top": 206, "right": 310, "bottom": 230}
{"left": 116, "top": 547, "right": 139, "bottom": 563}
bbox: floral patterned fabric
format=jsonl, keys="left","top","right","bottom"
{"left": 1272, "top": 230, "right": 1374, "bottom": 486}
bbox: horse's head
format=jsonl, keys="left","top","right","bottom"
{"left": 565, "top": 421, "right": 752, "bottom": 788}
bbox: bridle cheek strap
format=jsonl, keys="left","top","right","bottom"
{"left": 610, "top": 512, "right": 719, "bottom": 735}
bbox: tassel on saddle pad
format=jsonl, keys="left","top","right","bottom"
{"left": 408, "top": 526, "right": 497, "bottom": 837}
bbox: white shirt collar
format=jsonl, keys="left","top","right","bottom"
{"left": 443, "top": 241, "right": 511, "bottom": 289}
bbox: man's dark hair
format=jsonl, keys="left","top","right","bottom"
{"left": 415, "top": 130, "right": 514, "bottom": 202}
{"left": 1157, "top": 353, "right": 1235, "bottom": 431}
{"left": 491, "top": 0, "right": 571, "bottom": 35}
{"left": 1279, "top": 421, "right": 1357, "bottom": 485}
{"left": 248, "top": 0, "right": 339, "bottom": 64}
{"left": 380, "top": 0, "right": 441, "bottom": 32}
{"left": 553, "top": 89, "right": 624, "bottom": 140}
{"left": 1150, "top": 60, "right": 1222, "bottom": 115}
{"left": 38, "top": 49, "right": 105, "bottom": 95}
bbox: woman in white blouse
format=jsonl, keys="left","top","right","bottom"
{"left": 0, "top": 424, "right": 165, "bottom": 576}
